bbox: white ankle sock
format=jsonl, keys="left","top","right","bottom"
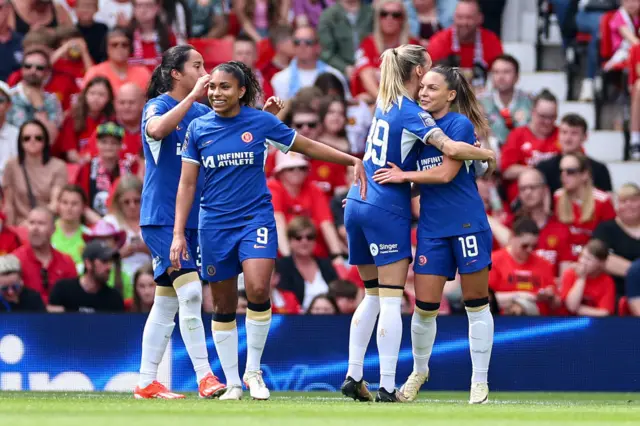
{"left": 377, "top": 290, "right": 403, "bottom": 392}
{"left": 212, "top": 319, "right": 242, "bottom": 387}
{"left": 175, "top": 278, "right": 211, "bottom": 382}
{"left": 347, "top": 292, "right": 379, "bottom": 381}
{"left": 245, "top": 307, "right": 272, "bottom": 373}
{"left": 466, "top": 304, "right": 494, "bottom": 384}
{"left": 138, "top": 293, "right": 178, "bottom": 388}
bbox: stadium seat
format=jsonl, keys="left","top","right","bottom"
{"left": 187, "top": 38, "right": 234, "bottom": 71}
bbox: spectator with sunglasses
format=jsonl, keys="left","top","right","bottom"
{"left": 12, "top": 207, "right": 77, "bottom": 304}
{"left": 2, "top": 120, "right": 68, "bottom": 226}
{"left": 478, "top": 55, "right": 533, "bottom": 155}
{"left": 268, "top": 150, "right": 345, "bottom": 260}
{"left": 271, "top": 25, "right": 349, "bottom": 101}
{"left": 82, "top": 27, "right": 152, "bottom": 95}
{"left": 500, "top": 89, "right": 561, "bottom": 204}
{"left": 275, "top": 216, "right": 338, "bottom": 311}
{"left": 488, "top": 217, "right": 559, "bottom": 316}
{"left": 351, "top": 0, "right": 420, "bottom": 102}
{"left": 554, "top": 153, "right": 616, "bottom": 262}
{"left": 317, "top": 0, "right": 374, "bottom": 78}
{"left": 536, "top": 114, "right": 612, "bottom": 196}
{"left": 0, "top": 254, "right": 45, "bottom": 312}
{"left": 7, "top": 49, "right": 63, "bottom": 141}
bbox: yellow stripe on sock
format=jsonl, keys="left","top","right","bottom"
{"left": 365, "top": 288, "right": 379, "bottom": 296}
{"left": 378, "top": 287, "right": 404, "bottom": 298}
{"left": 465, "top": 304, "right": 489, "bottom": 313}
{"left": 415, "top": 305, "right": 438, "bottom": 318}
{"left": 246, "top": 308, "right": 272, "bottom": 322}
{"left": 212, "top": 319, "right": 237, "bottom": 331}
{"left": 172, "top": 272, "right": 199, "bottom": 290}
{"left": 156, "top": 286, "right": 177, "bottom": 297}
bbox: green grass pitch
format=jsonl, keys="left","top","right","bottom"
{"left": 1, "top": 391, "right": 639, "bottom": 425}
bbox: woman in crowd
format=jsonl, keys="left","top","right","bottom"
{"left": 55, "top": 76, "right": 115, "bottom": 163}
{"left": 234, "top": 0, "right": 288, "bottom": 42}
{"left": 2, "top": 120, "right": 68, "bottom": 226}
{"left": 554, "top": 153, "right": 616, "bottom": 262}
{"left": 83, "top": 27, "right": 152, "bottom": 94}
{"left": 413, "top": 0, "right": 441, "bottom": 45}
{"left": 103, "top": 176, "right": 151, "bottom": 280}
{"left": 306, "top": 294, "right": 339, "bottom": 315}
{"left": 161, "top": 0, "right": 191, "bottom": 44}
{"left": 593, "top": 183, "right": 640, "bottom": 297}
{"left": 128, "top": 263, "right": 156, "bottom": 312}
{"left": 351, "top": 0, "right": 420, "bottom": 102}
{"left": 317, "top": 95, "right": 351, "bottom": 153}
{"left": 276, "top": 216, "right": 339, "bottom": 311}
{"left": 128, "top": 0, "right": 177, "bottom": 72}
{"left": 9, "top": 0, "right": 73, "bottom": 36}
{"left": 52, "top": 185, "right": 90, "bottom": 269}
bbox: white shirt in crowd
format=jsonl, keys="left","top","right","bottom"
{"left": 0, "top": 122, "right": 19, "bottom": 181}
{"left": 94, "top": 0, "right": 134, "bottom": 29}
{"left": 271, "top": 65, "right": 349, "bottom": 101}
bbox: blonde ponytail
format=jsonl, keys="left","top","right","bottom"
{"left": 377, "top": 44, "right": 429, "bottom": 112}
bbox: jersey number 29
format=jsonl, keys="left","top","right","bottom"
{"left": 363, "top": 118, "right": 390, "bottom": 167}
{"left": 458, "top": 235, "right": 479, "bottom": 258}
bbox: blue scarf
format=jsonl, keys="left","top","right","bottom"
{"left": 288, "top": 59, "right": 328, "bottom": 99}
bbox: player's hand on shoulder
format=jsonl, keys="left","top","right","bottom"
{"left": 262, "top": 96, "right": 285, "bottom": 115}
{"left": 373, "top": 161, "right": 406, "bottom": 185}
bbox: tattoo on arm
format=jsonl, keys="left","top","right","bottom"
{"left": 427, "top": 129, "right": 447, "bottom": 151}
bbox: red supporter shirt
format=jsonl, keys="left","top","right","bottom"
{"left": 351, "top": 35, "right": 421, "bottom": 96}
{"left": 81, "top": 127, "right": 143, "bottom": 161}
{"left": 54, "top": 114, "right": 113, "bottom": 158}
{"left": 272, "top": 288, "right": 301, "bottom": 314}
{"left": 560, "top": 268, "right": 616, "bottom": 314}
{"left": 53, "top": 58, "right": 86, "bottom": 85}
{"left": 260, "top": 61, "right": 283, "bottom": 97}
{"left": 553, "top": 189, "right": 616, "bottom": 260}
{"left": 501, "top": 126, "right": 561, "bottom": 202}
{"left": 268, "top": 178, "right": 334, "bottom": 258}
{"left": 129, "top": 33, "right": 178, "bottom": 73}
{"left": 427, "top": 27, "right": 503, "bottom": 68}
{"left": 488, "top": 248, "right": 557, "bottom": 315}
{"left": 13, "top": 244, "right": 78, "bottom": 304}
{"left": 0, "top": 228, "right": 21, "bottom": 255}
{"left": 307, "top": 159, "right": 347, "bottom": 196}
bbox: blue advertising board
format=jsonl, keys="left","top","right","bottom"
{"left": 1, "top": 315, "right": 639, "bottom": 392}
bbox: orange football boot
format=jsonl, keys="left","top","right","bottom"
{"left": 198, "top": 373, "right": 227, "bottom": 398}
{"left": 134, "top": 381, "right": 186, "bottom": 399}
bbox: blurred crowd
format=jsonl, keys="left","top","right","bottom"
{"left": 0, "top": 0, "right": 639, "bottom": 317}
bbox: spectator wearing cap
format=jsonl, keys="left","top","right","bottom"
{"left": 0, "top": 0, "right": 24, "bottom": 82}
{"left": 478, "top": 54, "right": 533, "bottom": 152}
{"left": 7, "top": 49, "right": 63, "bottom": 141}
{"left": 561, "top": 239, "right": 616, "bottom": 316}
{"left": 0, "top": 81, "right": 19, "bottom": 180}
{"left": 501, "top": 89, "right": 561, "bottom": 204}
{"left": 80, "top": 83, "right": 144, "bottom": 163}
{"left": 2, "top": 119, "right": 68, "bottom": 226}
{"left": 12, "top": 207, "right": 78, "bottom": 304}
{"left": 75, "top": 122, "right": 138, "bottom": 218}
{"left": 427, "top": 0, "right": 503, "bottom": 89}
{"left": 488, "top": 217, "right": 559, "bottom": 316}
{"left": 0, "top": 254, "right": 45, "bottom": 312}
{"left": 47, "top": 239, "right": 125, "bottom": 312}
{"left": 82, "top": 219, "right": 132, "bottom": 299}
{"left": 317, "top": 0, "right": 374, "bottom": 78}
{"left": 268, "top": 150, "right": 344, "bottom": 259}
{"left": 536, "top": 114, "right": 612, "bottom": 195}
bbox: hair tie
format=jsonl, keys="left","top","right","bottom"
{"left": 392, "top": 48, "right": 398, "bottom": 57}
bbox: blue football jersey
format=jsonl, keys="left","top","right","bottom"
{"left": 140, "top": 94, "right": 210, "bottom": 229}
{"left": 346, "top": 96, "right": 439, "bottom": 218}
{"left": 417, "top": 112, "right": 490, "bottom": 238}
{"left": 182, "top": 106, "right": 296, "bottom": 230}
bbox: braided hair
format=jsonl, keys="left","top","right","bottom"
{"left": 212, "top": 61, "right": 263, "bottom": 108}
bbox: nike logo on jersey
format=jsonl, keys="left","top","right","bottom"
{"left": 176, "top": 125, "right": 182, "bottom": 130}
{"left": 466, "top": 259, "right": 478, "bottom": 266}
{"left": 202, "top": 140, "right": 214, "bottom": 147}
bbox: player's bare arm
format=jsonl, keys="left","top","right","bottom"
{"left": 170, "top": 162, "right": 199, "bottom": 269}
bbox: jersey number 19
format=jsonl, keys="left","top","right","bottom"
{"left": 363, "top": 118, "right": 390, "bottom": 167}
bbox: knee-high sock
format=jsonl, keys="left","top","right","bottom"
{"left": 465, "top": 301, "right": 494, "bottom": 384}
{"left": 212, "top": 314, "right": 242, "bottom": 386}
{"left": 411, "top": 302, "right": 439, "bottom": 375}
{"left": 174, "top": 274, "right": 211, "bottom": 382}
{"left": 377, "top": 287, "right": 403, "bottom": 392}
{"left": 138, "top": 287, "right": 179, "bottom": 388}
{"left": 347, "top": 284, "right": 380, "bottom": 381}
{"left": 245, "top": 300, "right": 272, "bottom": 373}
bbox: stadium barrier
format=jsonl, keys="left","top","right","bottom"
{"left": 1, "top": 314, "right": 639, "bottom": 392}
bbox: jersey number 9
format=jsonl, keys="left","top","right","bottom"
{"left": 363, "top": 118, "right": 389, "bottom": 167}
{"left": 257, "top": 227, "right": 269, "bottom": 245}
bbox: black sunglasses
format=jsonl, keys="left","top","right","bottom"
{"left": 561, "top": 167, "right": 581, "bottom": 176}
{"left": 293, "top": 38, "right": 316, "bottom": 47}
{"left": 380, "top": 10, "right": 404, "bottom": 19}
{"left": 293, "top": 233, "right": 316, "bottom": 241}
{"left": 23, "top": 63, "right": 46, "bottom": 71}
{"left": 0, "top": 283, "right": 21, "bottom": 294}
{"left": 293, "top": 121, "right": 318, "bottom": 130}
{"left": 22, "top": 135, "right": 44, "bottom": 143}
